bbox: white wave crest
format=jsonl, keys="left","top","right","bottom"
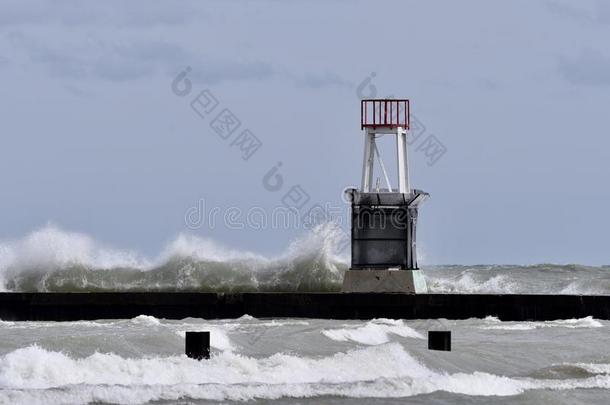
{"left": 160, "top": 233, "right": 267, "bottom": 264}
{"left": 573, "top": 363, "right": 610, "bottom": 374}
{"left": 3, "top": 225, "right": 610, "bottom": 294}
{"left": 0, "top": 223, "right": 348, "bottom": 292}
{"left": 0, "top": 225, "right": 150, "bottom": 290}
{"left": 322, "top": 318, "right": 424, "bottom": 345}
{"left": 480, "top": 316, "right": 604, "bottom": 330}
{"left": 130, "top": 315, "right": 162, "bottom": 326}
{"left": 425, "top": 264, "right": 610, "bottom": 295}
{"left": 0, "top": 344, "right": 608, "bottom": 404}
{"left": 428, "top": 272, "right": 520, "bottom": 294}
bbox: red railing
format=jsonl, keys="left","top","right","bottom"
{"left": 361, "top": 99, "right": 409, "bottom": 130}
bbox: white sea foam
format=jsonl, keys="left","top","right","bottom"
{"left": 0, "top": 344, "right": 608, "bottom": 404}
{"left": 0, "top": 319, "right": 114, "bottom": 330}
{"left": 0, "top": 223, "right": 348, "bottom": 292}
{"left": 236, "top": 314, "right": 257, "bottom": 321}
{"left": 322, "top": 319, "right": 423, "bottom": 344}
{"left": 249, "top": 319, "right": 310, "bottom": 327}
{"left": 130, "top": 315, "right": 162, "bottom": 326}
{"left": 546, "top": 317, "right": 604, "bottom": 328}
{"left": 9, "top": 225, "right": 149, "bottom": 269}
{"left": 0, "top": 225, "right": 150, "bottom": 291}
{"left": 424, "top": 264, "right": 610, "bottom": 295}
{"left": 482, "top": 324, "right": 538, "bottom": 331}
{"left": 480, "top": 316, "right": 603, "bottom": 330}
{"left": 559, "top": 281, "right": 610, "bottom": 295}
{"left": 427, "top": 272, "right": 520, "bottom": 294}
{"left": 2, "top": 225, "right": 610, "bottom": 294}
{"left": 573, "top": 363, "right": 610, "bottom": 374}
{"left": 160, "top": 233, "right": 267, "bottom": 264}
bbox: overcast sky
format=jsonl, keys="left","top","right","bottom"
{"left": 1, "top": 0, "right": 609, "bottom": 264}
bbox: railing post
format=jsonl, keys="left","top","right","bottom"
{"left": 361, "top": 101, "right": 363, "bottom": 129}
{"left": 384, "top": 100, "right": 388, "bottom": 125}
{"left": 373, "top": 100, "right": 376, "bottom": 126}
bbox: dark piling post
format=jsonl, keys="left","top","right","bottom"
{"left": 185, "top": 331, "right": 210, "bottom": 360}
{"left": 428, "top": 331, "right": 451, "bottom": 351}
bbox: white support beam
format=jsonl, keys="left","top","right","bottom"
{"left": 361, "top": 126, "right": 410, "bottom": 194}
{"left": 373, "top": 142, "right": 393, "bottom": 192}
{"left": 361, "top": 130, "right": 376, "bottom": 192}
{"left": 396, "top": 127, "right": 410, "bottom": 193}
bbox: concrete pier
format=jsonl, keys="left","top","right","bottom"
{"left": 342, "top": 270, "right": 428, "bottom": 293}
{"left": 0, "top": 292, "right": 609, "bottom": 321}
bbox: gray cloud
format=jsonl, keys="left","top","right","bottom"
{"left": 62, "top": 84, "right": 94, "bottom": 98}
{"left": 546, "top": 0, "right": 610, "bottom": 25}
{"left": 0, "top": 0, "right": 201, "bottom": 28}
{"left": 8, "top": 32, "right": 274, "bottom": 84}
{"left": 174, "top": 65, "right": 351, "bottom": 89}
{"left": 292, "top": 72, "right": 352, "bottom": 89}
{"left": 557, "top": 49, "right": 610, "bottom": 86}
{"left": 1, "top": 2, "right": 342, "bottom": 88}
{"left": 89, "top": 42, "right": 190, "bottom": 82}
{"left": 188, "top": 61, "right": 275, "bottom": 85}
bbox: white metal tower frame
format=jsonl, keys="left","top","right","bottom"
{"left": 360, "top": 126, "right": 411, "bottom": 194}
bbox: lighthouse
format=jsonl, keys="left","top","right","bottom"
{"left": 342, "top": 99, "right": 428, "bottom": 293}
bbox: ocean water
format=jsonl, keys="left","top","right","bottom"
{"left": 0, "top": 315, "right": 608, "bottom": 404}
{"left": 0, "top": 225, "right": 609, "bottom": 403}
{"left": 0, "top": 224, "right": 609, "bottom": 294}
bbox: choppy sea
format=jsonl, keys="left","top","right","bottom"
{"left": 1, "top": 315, "right": 608, "bottom": 404}
{"left": 0, "top": 225, "right": 609, "bottom": 404}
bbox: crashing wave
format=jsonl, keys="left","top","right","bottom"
{"left": 1, "top": 226, "right": 609, "bottom": 294}
{"left": 322, "top": 318, "right": 424, "bottom": 344}
{"left": 424, "top": 264, "right": 610, "bottom": 295}
{"left": 0, "top": 343, "right": 609, "bottom": 404}
{"left": 0, "top": 224, "right": 347, "bottom": 292}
